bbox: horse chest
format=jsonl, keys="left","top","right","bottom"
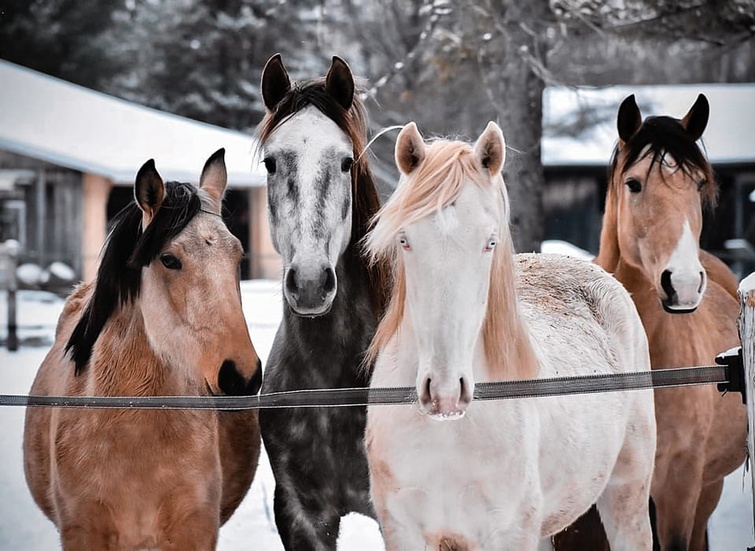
{"left": 52, "top": 410, "right": 221, "bottom": 517}
{"left": 368, "top": 404, "right": 537, "bottom": 535}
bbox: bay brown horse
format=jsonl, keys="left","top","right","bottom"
{"left": 555, "top": 95, "right": 746, "bottom": 550}
{"left": 23, "top": 150, "right": 262, "bottom": 550}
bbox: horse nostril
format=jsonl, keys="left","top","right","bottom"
{"left": 218, "top": 359, "right": 261, "bottom": 396}
{"left": 698, "top": 271, "right": 705, "bottom": 293}
{"left": 322, "top": 266, "right": 335, "bottom": 294}
{"left": 419, "top": 377, "right": 432, "bottom": 406}
{"left": 285, "top": 268, "right": 298, "bottom": 295}
{"left": 459, "top": 377, "right": 472, "bottom": 406}
{"left": 660, "top": 269, "right": 675, "bottom": 300}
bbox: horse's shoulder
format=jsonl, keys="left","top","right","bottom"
{"left": 703, "top": 277, "right": 740, "bottom": 327}
{"left": 700, "top": 250, "right": 739, "bottom": 300}
{"left": 515, "top": 253, "right": 638, "bottom": 331}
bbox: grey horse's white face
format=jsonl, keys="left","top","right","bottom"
{"left": 262, "top": 106, "right": 354, "bottom": 316}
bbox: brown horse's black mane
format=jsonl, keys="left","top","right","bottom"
{"left": 66, "top": 181, "right": 201, "bottom": 375}
{"left": 259, "top": 80, "right": 389, "bottom": 315}
{"left": 609, "top": 115, "right": 717, "bottom": 207}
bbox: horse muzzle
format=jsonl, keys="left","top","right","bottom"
{"left": 283, "top": 263, "right": 337, "bottom": 316}
{"left": 418, "top": 374, "right": 473, "bottom": 420}
{"left": 659, "top": 268, "right": 705, "bottom": 314}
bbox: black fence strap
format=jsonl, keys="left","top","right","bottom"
{"left": 0, "top": 365, "right": 731, "bottom": 411}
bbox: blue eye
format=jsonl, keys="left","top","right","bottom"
{"left": 484, "top": 238, "right": 497, "bottom": 252}
{"left": 399, "top": 235, "right": 411, "bottom": 251}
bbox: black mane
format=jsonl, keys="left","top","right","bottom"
{"left": 609, "top": 115, "right": 717, "bottom": 206}
{"left": 66, "top": 181, "right": 201, "bottom": 374}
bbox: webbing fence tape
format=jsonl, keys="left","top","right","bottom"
{"left": 0, "top": 364, "right": 733, "bottom": 410}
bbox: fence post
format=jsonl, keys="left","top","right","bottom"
{"left": 738, "top": 273, "right": 755, "bottom": 537}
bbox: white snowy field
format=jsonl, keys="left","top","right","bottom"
{"left": 0, "top": 278, "right": 753, "bottom": 550}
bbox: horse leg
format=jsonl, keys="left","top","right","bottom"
{"left": 57, "top": 500, "right": 120, "bottom": 551}
{"left": 551, "top": 505, "right": 610, "bottom": 550}
{"left": 272, "top": 481, "right": 341, "bottom": 551}
{"left": 596, "top": 418, "right": 655, "bottom": 551}
{"left": 652, "top": 461, "right": 703, "bottom": 550}
{"left": 378, "top": 521, "right": 440, "bottom": 551}
{"left": 597, "top": 479, "right": 653, "bottom": 551}
{"left": 160, "top": 511, "right": 218, "bottom": 551}
{"left": 689, "top": 479, "right": 724, "bottom": 551}
{"left": 59, "top": 522, "right": 117, "bottom": 551}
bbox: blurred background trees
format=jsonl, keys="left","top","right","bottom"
{"left": 2, "top": 0, "right": 754, "bottom": 251}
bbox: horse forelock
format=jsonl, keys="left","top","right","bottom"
{"left": 366, "top": 140, "right": 523, "bottom": 378}
{"left": 365, "top": 141, "right": 484, "bottom": 258}
{"left": 66, "top": 181, "right": 202, "bottom": 375}
{"left": 608, "top": 115, "right": 717, "bottom": 207}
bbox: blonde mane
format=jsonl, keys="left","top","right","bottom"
{"left": 365, "top": 139, "right": 536, "bottom": 380}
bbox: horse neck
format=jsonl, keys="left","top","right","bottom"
{"left": 487, "top": 250, "right": 540, "bottom": 381}
{"left": 595, "top": 179, "right": 620, "bottom": 274}
{"left": 282, "top": 241, "right": 376, "bottom": 384}
{"left": 88, "top": 301, "right": 191, "bottom": 396}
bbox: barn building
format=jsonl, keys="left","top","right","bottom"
{"left": 0, "top": 60, "right": 278, "bottom": 283}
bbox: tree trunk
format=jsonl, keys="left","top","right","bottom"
{"left": 475, "top": 0, "right": 550, "bottom": 253}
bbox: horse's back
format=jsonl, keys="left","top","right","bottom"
{"left": 515, "top": 253, "right": 648, "bottom": 378}
{"left": 23, "top": 282, "right": 93, "bottom": 519}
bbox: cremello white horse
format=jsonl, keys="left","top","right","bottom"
{"left": 364, "top": 122, "right": 657, "bottom": 550}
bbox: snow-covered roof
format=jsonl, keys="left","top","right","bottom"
{"left": 0, "top": 60, "right": 265, "bottom": 187}
{"left": 542, "top": 84, "right": 755, "bottom": 167}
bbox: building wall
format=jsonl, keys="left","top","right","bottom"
{"left": 82, "top": 173, "right": 112, "bottom": 281}
{"left": 250, "top": 186, "right": 281, "bottom": 280}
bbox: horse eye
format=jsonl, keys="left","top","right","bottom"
{"left": 697, "top": 178, "right": 707, "bottom": 192}
{"left": 159, "top": 253, "right": 182, "bottom": 270}
{"left": 341, "top": 157, "right": 354, "bottom": 173}
{"left": 263, "top": 157, "right": 277, "bottom": 175}
{"left": 484, "top": 238, "right": 497, "bottom": 252}
{"left": 625, "top": 178, "right": 642, "bottom": 193}
{"left": 398, "top": 235, "right": 411, "bottom": 251}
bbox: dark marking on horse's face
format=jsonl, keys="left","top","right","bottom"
{"left": 286, "top": 176, "right": 299, "bottom": 205}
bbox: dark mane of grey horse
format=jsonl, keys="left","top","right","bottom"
{"left": 609, "top": 115, "right": 717, "bottom": 207}
{"left": 66, "top": 181, "right": 201, "bottom": 375}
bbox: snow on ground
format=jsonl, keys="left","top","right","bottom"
{"left": 0, "top": 283, "right": 752, "bottom": 549}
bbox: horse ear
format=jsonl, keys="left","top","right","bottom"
{"left": 134, "top": 159, "right": 165, "bottom": 228}
{"left": 474, "top": 121, "right": 506, "bottom": 175}
{"left": 395, "top": 122, "right": 425, "bottom": 175}
{"left": 681, "top": 94, "right": 709, "bottom": 142}
{"left": 325, "top": 56, "right": 355, "bottom": 110}
{"left": 261, "top": 53, "right": 291, "bottom": 111}
{"left": 617, "top": 94, "right": 642, "bottom": 144}
{"left": 199, "top": 148, "right": 227, "bottom": 213}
